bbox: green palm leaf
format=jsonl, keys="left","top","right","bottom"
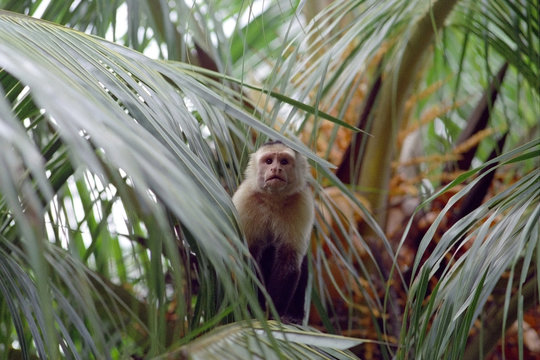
{"left": 163, "top": 321, "right": 369, "bottom": 360}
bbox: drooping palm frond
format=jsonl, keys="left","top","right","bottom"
{"left": 164, "top": 320, "right": 371, "bottom": 360}
{"left": 0, "top": 13, "right": 238, "bottom": 359}
{"left": 398, "top": 139, "right": 539, "bottom": 359}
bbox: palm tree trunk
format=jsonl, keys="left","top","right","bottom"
{"left": 358, "top": 0, "right": 460, "bottom": 228}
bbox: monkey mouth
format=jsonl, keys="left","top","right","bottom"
{"left": 266, "top": 175, "right": 285, "bottom": 183}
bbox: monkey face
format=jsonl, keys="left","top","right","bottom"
{"left": 257, "top": 147, "right": 297, "bottom": 193}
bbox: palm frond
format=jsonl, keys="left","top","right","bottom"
{"left": 164, "top": 321, "right": 368, "bottom": 360}
{"left": 399, "top": 139, "right": 540, "bottom": 359}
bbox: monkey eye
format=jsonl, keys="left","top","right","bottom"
{"left": 265, "top": 158, "right": 273, "bottom": 164}
{"left": 280, "top": 159, "right": 289, "bottom": 165}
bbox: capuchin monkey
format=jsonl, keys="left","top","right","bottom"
{"left": 232, "top": 141, "right": 314, "bottom": 324}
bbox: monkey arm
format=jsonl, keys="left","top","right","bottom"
{"left": 282, "top": 255, "right": 308, "bottom": 323}
{"left": 251, "top": 244, "right": 275, "bottom": 307}
{"left": 265, "top": 245, "right": 303, "bottom": 320}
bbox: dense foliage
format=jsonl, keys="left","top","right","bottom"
{"left": 0, "top": 1, "right": 538, "bottom": 359}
